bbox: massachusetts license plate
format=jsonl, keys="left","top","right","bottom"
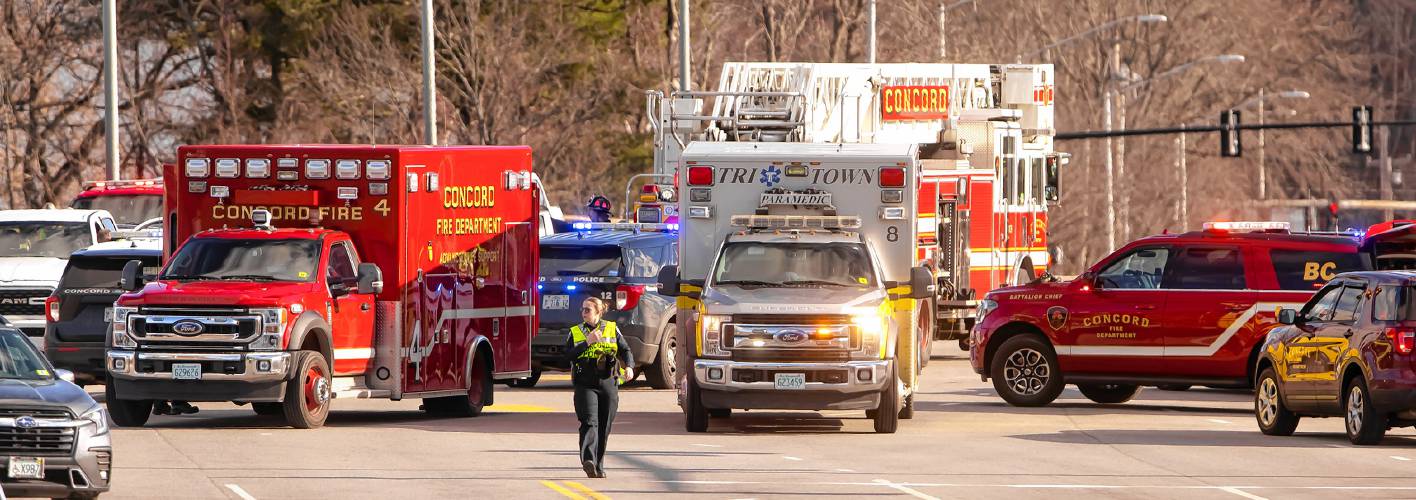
{"left": 8, "top": 457, "right": 43, "bottom": 479}
{"left": 542, "top": 294, "right": 569, "bottom": 310}
{"left": 172, "top": 363, "right": 202, "bottom": 380}
{"left": 774, "top": 373, "right": 806, "bottom": 390}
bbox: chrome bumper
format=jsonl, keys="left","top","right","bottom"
{"left": 694, "top": 359, "right": 891, "bottom": 393}
{"left": 106, "top": 350, "right": 292, "bottom": 382}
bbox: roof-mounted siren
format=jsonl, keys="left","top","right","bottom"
{"left": 1202, "top": 221, "right": 1290, "bottom": 233}
{"left": 252, "top": 209, "right": 275, "bottom": 231}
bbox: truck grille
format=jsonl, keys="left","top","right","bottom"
{"left": 731, "top": 314, "right": 853, "bottom": 325}
{"left": 0, "top": 288, "right": 52, "bottom": 316}
{"left": 731, "top": 349, "right": 851, "bottom": 362}
{"left": 0, "top": 409, "right": 77, "bottom": 457}
{"left": 132, "top": 307, "right": 260, "bottom": 346}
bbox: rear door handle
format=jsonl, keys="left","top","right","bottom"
{"left": 1135, "top": 305, "right": 1158, "bottom": 311}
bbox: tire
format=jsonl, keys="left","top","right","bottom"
{"left": 919, "top": 301, "right": 934, "bottom": 368}
{"left": 645, "top": 327, "right": 678, "bottom": 390}
{"left": 708, "top": 408, "right": 731, "bottom": 419}
{"left": 252, "top": 402, "right": 283, "bottom": 416}
{"left": 684, "top": 378, "right": 708, "bottom": 433}
{"left": 1157, "top": 384, "right": 1192, "bottom": 391}
{"left": 1078, "top": 383, "right": 1142, "bottom": 404}
{"left": 1344, "top": 375, "right": 1387, "bottom": 445}
{"left": 282, "top": 351, "right": 332, "bottom": 429}
{"left": 104, "top": 378, "right": 151, "bottom": 427}
{"left": 1254, "top": 368, "right": 1299, "bottom": 436}
{"left": 988, "top": 335, "right": 1064, "bottom": 407}
{"left": 426, "top": 351, "right": 494, "bottom": 417}
{"left": 873, "top": 373, "right": 900, "bottom": 433}
{"left": 509, "top": 368, "right": 541, "bottom": 388}
{"left": 958, "top": 338, "right": 969, "bottom": 351}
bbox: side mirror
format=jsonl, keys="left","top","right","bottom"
{"left": 54, "top": 369, "right": 75, "bottom": 383}
{"left": 908, "top": 267, "right": 935, "bottom": 299}
{"left": 120, "top": 260, "right": 144, "bottom": 292}
{"left": 1277, "top": 308, "right": 1298, "bottom": 325}
{"left": 356, "top": 263, "right": 384, "bottom": 295}
{"left": 656, "top": 265, "right": 680, "bottom": 297}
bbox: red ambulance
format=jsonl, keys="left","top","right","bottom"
{"left": 105, "top": 145, "right": 539, "bottom": 428}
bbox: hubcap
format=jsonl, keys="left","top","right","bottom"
{"left": 1256, "top": 378, "right": 1279, "bottom": 427}
{"left": 1347, "top": 386, "right": 1364, "bottom": 435}
{"left": 1003, "top": 348, "right": 1049, "bottom": 396}
{"left": 666, "top": 337, "right": 677, "bottom": 377}
{"left": 304, "top": 366, "right": 329, "bottom": 412}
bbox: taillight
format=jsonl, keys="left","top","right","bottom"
{"left": 615, "top": 284, "right": 645, "bottom": 310}
{"left": 44, "top": 296, "right": 59, "bottom": 322}
{"left": 1386, "top": 328, "right": 1416, "bottom": 355}
{"left": 687, "top": 166, "right": 714, "bottom": 186}
{"left": 879, "top": 167, "right": 906, "bottom": 187}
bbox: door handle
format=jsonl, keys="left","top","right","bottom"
{"left": 1135, "top": 305, "right": 1158, "bottom": 311}
{"left": 361, "top": 303, "right": 370, "bottom": 311}
{"left": 1343, "top": 330, "right": 1354, "bottom": 339}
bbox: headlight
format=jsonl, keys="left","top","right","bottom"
{"left": 110, "top": 306, "right": 137, "bottom": 348}
{"left": 250, "top": 308, "right": 287, "bottom": 350}
{"left": 977, "top": 299, "right": 999, "bottom": 321}
{"left": 80, "top": 407, "right": 109, "bottom": 436}
{"left": 851, "top": 309, "right": 885, "bottom": 358}
{"left": 699, "top": 314, "right": 730, "bottom": 357}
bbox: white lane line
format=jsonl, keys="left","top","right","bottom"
{"left": 836, "top": 468, "right": 856, "bottom": 472}
{"left": 1208, "top": 419, "right": 1232, "bottom": 425}
{"left": 224, "top": 484, "right": 257, "bottom": 500}
{"left": 1392, "top": 456, "right": 1412, "bottom": 461}
{"left": 1327, "top": 444, "right": 1347, "bottom": 448}
{"left": 873, "top": 479, "right": 940, "bottom": 500}
{"left": 691, "top": 443, "right": 723, "bottom": 448}
{"left": 1220, "top": 487, "right": 1269, "bottom": 500}
{"left": 783, "top": 456, "right": 803, "bottom": 461}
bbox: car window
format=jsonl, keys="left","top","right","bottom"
{"left": 327, "top": 242, "right": 357, "bottom": 286}
{"left": 1163, "top": 246, "right": 1245, "bottom": 290}
{"left": 1331, "top": 285, "right": 1366, "bottom": 323}
{"left": 60, "top": 255, "right": 161, "bottom": 289}
{"left": 1373, "top": 285, "right": 1401, "bottom": 321}
{"left": 1096, "top": 247, "right": 1169, "bottom": 289}
{"left": 541, "top": 245, "right": 622, "bottom": 277}
{"left": 0, "top": 330, "right": 51, "bottom": 380}
{"left": 1269, "top": 249, "right": 1369, "bottom": 291}
{"left": 1303, "top": 284, "right": 1344, "bottom": 322}
{"left": 622, "top": 246, "right": 661, "bottom": 278}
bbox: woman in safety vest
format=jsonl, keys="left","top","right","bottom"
{"left": 565, "top": 297, "right": 632, "bottom": 478}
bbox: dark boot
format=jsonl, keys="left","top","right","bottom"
{"left": 171, "top": 401, "right": 199, "bottom": 414}
{"left": 152, "top": 401, "right": 172, "bottom": 415}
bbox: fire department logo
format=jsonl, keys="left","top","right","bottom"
{"left": 1046, "top": 306, "right": 1068, "bottom": 331}
{"left": 171, "top": 320, "right": 205, "bottom": 336}
{"left": 759, "top": 166, "right": 782, "bottom": 187}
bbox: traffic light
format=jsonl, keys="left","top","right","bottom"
{"left": 1352, "top": 105, "right": 1374, "bottom": 154}
{"left": 1219, "top": 109, "right": 1242, "bottom": 157}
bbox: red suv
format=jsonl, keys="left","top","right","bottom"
{"left": 970, "top": 221, "right": 1414, "bottom": 407}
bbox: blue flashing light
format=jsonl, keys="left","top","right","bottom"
{"left": 567, "top": 284, "right": 578, "bottom": 291}
{"left": 572, "top": 222, "right": 592, "bottom": 231}
{"left": 536, "top": 283, "right": 544, "bottom": 291}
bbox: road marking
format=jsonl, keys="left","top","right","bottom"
{"left": 224, "top": 484, "right": 257, "bottom": 500}
{"left": 564, "top": 480, "right": 612, "bottom": 500}
{"left": 1220, "top": 487, "right": 1269, "bottom": 500}
{"left": 872, "top": 479, "right": 940, "bottom": 500}
{"left": 691, "top": 443, "right": 723, "bottom": 448}
{"left": 540, "top": 480, "right": 587, "bottom": 500}
{"left": 783, "top": 456, "right": 803, "bottom": 461}
{"left": 1208, "top": 419, "right": 1232, "bottom": 425}
{"left": 1392, "top": 456, "right": 1412, "bottom": 461}
{"left": 836, "top": 468, "right": 856, "bottom": 472}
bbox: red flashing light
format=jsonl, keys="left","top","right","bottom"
{"left": 687, "top": 166, "right": 714, "bottom": 186}
{"left": 1387, "top": 328, "right": 1415, "bottom": 355}
{"left": 879, "top": 167, "right": 906, "bottom": 187}
{"left": 616, "top": 284, "right": 645, "bottom": 310}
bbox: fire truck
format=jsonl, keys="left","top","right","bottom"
{"left": 71, "top": 178, "right": 165, "bottom": 228}
{"left": 647, "top": 62, "right": 1068, "bottom": 353}
{"left": 105, "top": 145, "right": 539, "bottom": 428}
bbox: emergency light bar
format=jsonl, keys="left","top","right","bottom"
{"left": 82, "top": 179, "right": 161, "bottom": 190}
{"left": 1202, "top": 221, "right": 1291, "bottom": 232}
{"left": 571, "top": 222, "right": 678, "bottom": 232}
{"left": 730, "top": 215, "right": 862, "bottom": 230}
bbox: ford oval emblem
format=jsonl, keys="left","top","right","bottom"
{"left": 776, "top": 330, "right": 807, "bottom": 344}
{"left": 14, "top": 416, "right": 36, "bottom": 428}
{"left": 172, "top": 320, "right": 205, "bottom": 336}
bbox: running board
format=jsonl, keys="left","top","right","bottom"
{"left": 331, "top": 377, "right": 392, "bottom": 399}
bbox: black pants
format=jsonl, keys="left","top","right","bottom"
{"left": 573, "top": 376, "right": 618, "bottom": 470}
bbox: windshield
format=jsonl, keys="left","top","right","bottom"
{"left": 0, "top": 222, "right": 91, "bottom": 258}
{"left": 163, "top": 238, "right": 319, "bottom": 282}
{"left": 712, "top": 242, "right": 877, "bottom": 288}
{"left": 0, "top": 329, "right": 53, "bottom": 381}
{"left": 541, "top": 245, "right": 623, "bottom": 277}
{"left": 72, "top": 195, "right": 162, "bottom": 226}
{"left": 62, "top": 255, "right": 162, "bottom": 290}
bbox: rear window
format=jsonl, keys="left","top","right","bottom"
{"left": 60, "top": 255, "right": 161, "bottom": 289}
{"left": 1375, "top": 285, "right": 1416, "bottom": 321}
{"left": 1269, "top": 249, "right": 1370, "bottom": 290}
{"left": 541, "top": 246, "right": 622, "bottom": 277}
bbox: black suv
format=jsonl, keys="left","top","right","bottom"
{"left": 527, "top": 226, "right": 678, "bottom": 388}
{"left": 44, "top": 240, "right": 162, "bottom": 385}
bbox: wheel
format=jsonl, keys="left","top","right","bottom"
{"left": 252, "top": 402, "right": 283, "bottom": 416}
{"left": 645, "top": 327, "right": 678, "bottom": 390}
{"left": 708, "top": 408, "right": 731, "bottom": 419}
{"left": 988, "top": 335, "right": 1064, "bottom": 407}
{"left": 1157, "top": 384, "right": 1192, "bottom": 391}
{"left": 104, "top": 378, "right": 151, "bottom": 427}
{"left": 509, "top": 368, "right": 541, "bottom": 388}
{"left": 282, "top": 351, "right": 332, "bottom": 429}
{"left": 684, "top": 378, "right": 708, "bottom": 433}
{"left": 1254, "top": 368, "right": 1299, "bottom": 436}
{"left": 425, "top": 351, "right": 494, "bottom": 417}
{"left": 899, "top": 393, "right": 915, "bottom": 420}
{"left": 1077, "top": 383, "right": 1142, "bottom": 404}
{"left": 958, "top": 338, "right": 969, "bottom": 351}
{"left": 919, "top": 301, "right": 934, "bottom": 368}
{"left": 873, "top": 373, "right": 899, "bottom": 433}
{"left": 1344, "top": 375, "right": 1387, "bottom": 445}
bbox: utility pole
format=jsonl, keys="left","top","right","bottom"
{"left": 868, "top": 0, "right": 877, "bottom": 63}
{"left": 679, "top": 0, "right": 691, "bottom": 91}
{"left": 102, "top": 0, "right": 120, "bottom": 180}
{"left": 420, "top": 0, "right": 437, "bottom": 145}
{"left": 1257, "top": 87, "right": 1265, "bottom": 199}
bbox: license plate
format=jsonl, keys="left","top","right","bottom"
{"left": 172, "top": 363, "right": 202, "bottom": 380}
{"left": 542, "top": 294, "right": 569, "bottom": 310}
{"left": 774, "top": 373, "right": 806, "bottom": 390}
{"left": 103, "top": 307, "right": 114, "bottom": 322}
{"left": 8, "top": 457, "right": 43, "bottom": 479}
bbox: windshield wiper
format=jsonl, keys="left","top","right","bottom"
{"left": 216, "top": 274, "right": 282, "bottom": 281}
{"left": 160, "top": 274, "right": 217, "bottom": 281}
{"left": 782, "top": 280, "right": 854, "bottom": 287}
{"left": 716, "top": 280, "right": 781, "bottom": 288}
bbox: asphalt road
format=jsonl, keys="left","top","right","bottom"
{"left": 63, "top": 344, "right": 1416, "bottom": 499}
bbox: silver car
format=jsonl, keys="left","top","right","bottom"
{"left": 0, "top": 325, "right": 111, "bottom": 499}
